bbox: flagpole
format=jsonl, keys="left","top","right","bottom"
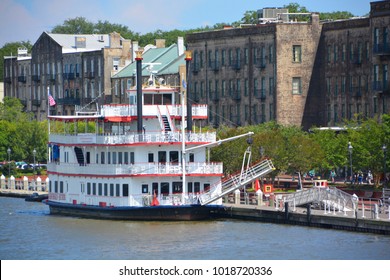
{"left": 47, "top": 86, "right": 51, "bottom": 163}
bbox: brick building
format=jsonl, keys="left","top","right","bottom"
{"left": 3, "top": 32, "right": 133, "bottom": 120}
{"left": 186, "top": 1, "right": 390, "bottom": 129}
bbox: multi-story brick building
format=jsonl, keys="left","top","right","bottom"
{"left": 186, "top": 1, "right": 390, "bottom": 129}
{"left": 3, "top": 32, "right": 133, "bottom": 120}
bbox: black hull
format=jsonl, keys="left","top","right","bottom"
{"left": 44, "top": 200, "right": 220, "bottom": 221}
{"left": 25, "top": 194, "right": 48, "bottom": 202}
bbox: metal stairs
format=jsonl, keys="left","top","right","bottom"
{"left": 161, "top": 115, "right": 171, "bottom": 132}
{"left": 283, "top": 187, "right": 357, "bottom": 211}
{"left": 199, "top": 158, "right": 275, "bottom": 205}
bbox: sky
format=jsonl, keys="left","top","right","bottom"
{"left": 1, "top": 0, "right": 373, "bottom": 47}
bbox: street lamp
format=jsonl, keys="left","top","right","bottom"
{"left": 7, "top": 148, "right": 11, "bottom": 177}
{"left": 383, "top": 144, "right": 387, "bottom": 186}
{"left": 33, "top": 149, "right": 36, "bottom": 191}
{"left": 348, "top": 142, "right": 353, "bottom": 183}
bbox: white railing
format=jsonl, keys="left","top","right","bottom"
{"left": 49, "top": 131, "right": 217, "bottom": 145}
{"left": 47, "top": 162, "right": 223, "bottom": 176}
{"left": 100, "top": 104, "right": 208, "bottom": 118}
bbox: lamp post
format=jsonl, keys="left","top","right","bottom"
{"left": 383, "top": 144, "right": 387, "bottom": 186}
{"left": 348, "top": 142, "right": 353, "bottom": 183}
{"left": 7, "top": 148, "right": 11, "bottom": 177}
{"left": 33, "top": 149, "right": 36, "bottom": 191}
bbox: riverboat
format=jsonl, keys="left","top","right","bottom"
{"left": 44, "top": 51, "right": 275, "bottom": 220}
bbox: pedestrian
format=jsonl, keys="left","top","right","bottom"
{"left": 330, "top": 169, "right": 336, "bottom": 183}
{"left": 358, "top": 171, "right": 363, "bottom": 184}
{"left": 367, "top": 170, "right": 373, "bottom": 184}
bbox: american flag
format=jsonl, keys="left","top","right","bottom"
{"left": 48, "top": 93, "right": 56, "bottom": 106}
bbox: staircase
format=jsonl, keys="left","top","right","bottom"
{"left": 161, "top": 115, "right": 171, "bottom": 132}
{"left": 74, "top": 147, "right": 85, "bottom": 165}
{"left": 199, "top": 159, "right": 275, "bottom": 205}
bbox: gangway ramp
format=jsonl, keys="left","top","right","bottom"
{"left": 199, "top": 159, "right": 275, "bottom": 205}
{"left": 283, "top": 187, "right": 357, "bottom": 211}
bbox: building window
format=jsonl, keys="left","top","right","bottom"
{"left": 221, "top": 49, "right": 226, "bottom": 66}
{"left": 292, "top": 77, "right": 302, "bottom": 95}
{"left": 244, "top": 48, "right": 249, "bottom": 64}
{"left": 342, "top": 44, "right": 346, "bottom": 62}
{"left": 292, "top": 45, "right": 301, "bottom": 63}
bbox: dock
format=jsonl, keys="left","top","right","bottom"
{"left": 216, "top": 201, "right": 390, "bottom": 235}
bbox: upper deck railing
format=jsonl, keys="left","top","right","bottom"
{"left": 49, "top": 131, "right": 217, "bottom": 145}
{"left": 101, "top": 104, "right": 208, "bottom": 118}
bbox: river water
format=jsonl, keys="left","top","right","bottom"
{"left": 1, "top": 196, "right": 390, "bottom": 260}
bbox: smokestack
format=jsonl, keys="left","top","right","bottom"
{"left": 135, "top": 50, "right": 143, "bottom": 135}
{"left": 185, "top": 51, "right": 192, "bottom": 132}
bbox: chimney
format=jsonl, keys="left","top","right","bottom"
{"left": 177, "top": 37, "right": 184, "bottom": 56}
{"left": 109, "top": 32, "right": 121, "bottom": 48}
{"left": 155, "top": 39, "right": 166, "bottom": 48}
{"left": 132, "top": 41, "right": 139, "bottom": 62}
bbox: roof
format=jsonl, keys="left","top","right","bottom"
{"left": 113, "top": 43, "right": 185, "bottom": 78}
{"left": 45, "top": 32, "right": 111, "bottom": 53}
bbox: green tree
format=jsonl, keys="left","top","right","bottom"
{"left": 51, "top": 17, "right": 95, "bottom": 34}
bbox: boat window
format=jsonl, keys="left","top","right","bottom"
{"left": 116, "top": 184, "right": 120, "bottom": 196}
{"left": 189, "top": 153, "right": 194, "bottom": 162}
{"left": 124, "top": 152, "right": 129, "bottom": 164}
{"left": 194, "top": 182, "right": 200, "bottom": 193}
{"left": 60, "top": 181, "right": 64, "bottom": 193}
{"left": 54, "top": 181, "right": 58, "bottom": 193}
{"left": 107, "top": 152, "right": 111, "bottom": 164}
{"left": 173, "top": 182, "right": 182, "bottom": 193}
{"left": 130, "top": 152, "right": 135, "bottom": 164}
{"left": 154, "top": 94, "right": 162, "bottom": 105}
{"left": 152, "top": 182, "right": 158, "bottom": 195}
{"left": 110, "top": 184, "right": 114, "bottom": 196}
{"left": 112, "top": 152, "right": 117, "bottom": 164}
{"left": 98, "top": 183, "right": 103, "bottom": 196}
{"left": 161, "top": 182, "right": 169, "bottom": 195}
{"left": 123, "top": 184, "right": 129, "bottom": 197}
{"left": 104, "top": 184, "right": 108, "bottom": 196}
{"left": 148, "top": 153, "right": 154, "bottom": 163}
{"left": 204, "top": 183, "right": 210, "bottom": 192}
{"left": 86, "top": 152, "right": 90, "bottom": 164}
{"left": 144, "top": 94, "right": 153, "bottom": 105}
{"left": 169, "top": 151, "right": 179, "bottom": 163}
{"left": 158, "top": 151, "right": 167, "bottom": 163}
{"left": 101, "top": 152, "right": 105, "bottom": 164}
{"left": 188, "top": 182, "right": 193, "bottom": 193}
{"left": 93, "top": 183, "right": 96, "bottom": 195}
{"left": 118, "top": 152, "right": 122, "bottom": 164}
{"left": 163, "top": 94, "right": 172, "bottom": 105}
{"left": 142, "top": 184, "right": 148, "bottom": 194}
{"left": 87, "top": 183, "right": 91, "bottom": 195}
{"left": 49, "top": 181, "right": 52, "bottom": 192}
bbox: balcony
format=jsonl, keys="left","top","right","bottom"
{"left": 56, "top": 97, "right": 81, "bottom": 105}
{"left": 255, "top": 59, "right": 266, "bottom": 69}
{"left": 47, "top": 161, "right": 223, "bottom": 177}
{"left": 84, "top": 72, "right": 95, "bottom": 79}
{"left": 32, "top": 99, "right": 41, "bottom": 106}
{"left": 373, "top": 43, "right": 390, "bottom": 56}
{"left": 192, "top": 62, "right": 200, "bottom": 74}
{"left": 63, "top": 73, "right": 75, "bottom": 80}
{"left": 32, "top": 75, "right": 41, "bottom": 82}
{"left": 209, "top": 60, "right": 220, "bottom": 72}
{"left": 230, "top": 60, "right": 241, "bottom": 71}
{"left": 49, "top": 131, "right": 216, "bottom": 145}
{"left": 372, "top": 81, "right": 389, "bottom": 93}
{"left": 18, "top": 76, "right": 26, "bottom": 83}
{"left": 255, "top": 89, "right": 266, "bottom": 100}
